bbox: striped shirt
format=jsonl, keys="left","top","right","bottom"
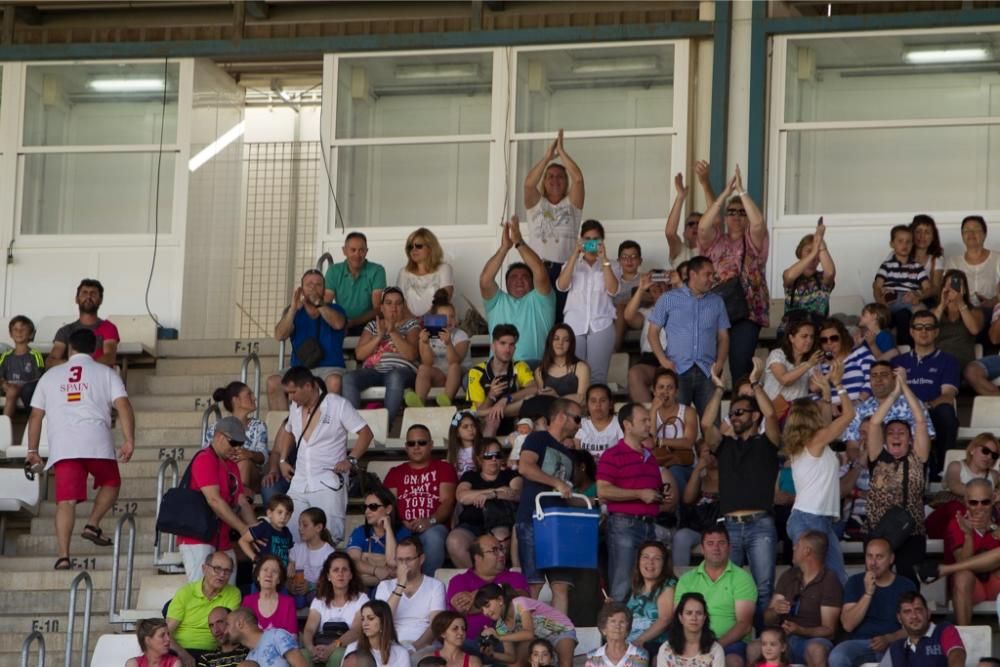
{"left": 819, "top": 344, "right": 874, "bottom": 404}
{"left": 876, "top": 257, "right": 928, "bottom": 294}
{"left": 596, "top": 439, "right": 662, "bottom": 516}
{"left": 361, "top": 318, "right": 420, "bottom": 372}
{"left": 649, "top": 285, "right": 730, "bottom": 375}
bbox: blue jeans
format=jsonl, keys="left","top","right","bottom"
{"left": 342, "top": 367, "right": 416, "bottom": 422}
{"left": 606, "top": 514, "right": 656, "bottom": 601}
{"left": 669, "top": 465, "right": 693, "bottom": 501}
{"left": 417, "top": 524, "right": 449, "bottom": 575}
{"left": 724, "top": 514, "right": 776, "bottom": 616}
{"left": 786, "top": 509, "right": 847, "bottom": 585}
{"left": 678, "top": 366, "right": 715, "bottom": 419}
{"left": 828, "top": 639, "right": 884, "bottom": 667}
{"left": 727, "top": 319, "right": 761, "bottom": 388}
{"left": 260, "top": 476, "right": 290, "bottom": 507}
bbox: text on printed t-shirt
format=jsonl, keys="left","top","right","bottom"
{"left": 399, "top": 470, "right": 442, "bottom": 521}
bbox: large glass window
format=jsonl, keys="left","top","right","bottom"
{"left": 19, "top": 61, "right": 180, "bottom": 234}
{"left": 327, "top": 42, "right": 687, "bottom": 231}
{"left": 778, "top": 31, "right": 1000, "bottom": 215}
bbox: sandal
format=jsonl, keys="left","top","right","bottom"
{"left": 80, "top": 524, "right": 112, "bottom": 547}
{"left": 54, "top": 557, "right": 71, "bottom": 570}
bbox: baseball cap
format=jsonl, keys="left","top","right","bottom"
{"left": 214, "top": 416, "right": 246, "bottom": 444}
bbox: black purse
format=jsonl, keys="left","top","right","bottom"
{"left": 294, "top": 316, "right": 325, "bottom": 369}
{"left": 870, "top": 455, "right": 916, "bottom": 551}
{"left": 314, "top": 621, "right": 350, "bottom": 646}
{"left": 711, "top": 237, "right": 750, "bottom": 323}
{"left": 156, "top": 449, "right": 220, "bottom": 543}
{"left": 286, "top": 398, "right": 320, "bottom": 469}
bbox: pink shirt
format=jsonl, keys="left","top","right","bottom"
{"left": 595, "top": 440, "right": 662, "bottom": 517}
{"left": 383, "top": 460, "right": 458, "bottom": 522}
{"left": 243, "top": 592, "right": 298, "bottom": 636}
{"left": 704, "top": 228, "right": 770, "bottom": 327}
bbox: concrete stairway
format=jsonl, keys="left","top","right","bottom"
{"left": 0, "top": 338, "right": 302, "bottom": 667}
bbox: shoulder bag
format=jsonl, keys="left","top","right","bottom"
{"left": 870, "top": 454, "right": 916, "bottom": 551}
{"left": 155, "top": 449, "right": 220, "bottom": 544}
{"left": 294, "top": 315, "right": 325, "bottom": 369}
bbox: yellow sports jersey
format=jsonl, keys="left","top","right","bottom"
{"left": 466, "top": 360, "right": 534, "bottom": 410}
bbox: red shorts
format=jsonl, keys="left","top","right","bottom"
{"left": 973, "top": 572, "right": 1000, "bottom": 603}
{"left": 53, "top": 458, "right": 121, "bottom": 503}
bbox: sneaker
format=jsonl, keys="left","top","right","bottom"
{"left": 403, "top": 389, "right": 424, "bottom": 408}
{"left": 435, "top": 393, "right": 453, "bottom": 407}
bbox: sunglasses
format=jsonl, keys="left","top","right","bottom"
{"left": 968, "top": 498, "right": 993, "bottom": 507}
{"left": 726, "top": 209, "right": 747, "bottom": 216}
{"left": 685, "top": 220, "right": 699, "bottom": 228}
{"left": 981, "top": 446, "right": 1000, "bottom": 461}
{"left": 407, "top": 242, "right": 426, "bottom": 251}
{"left": 405, "top": 439, "right": 432, "bottom": 448}
{"left": 567, "top": 413, "right": 582, "bottom": 423}
{"left": 819, "top": 335, "right": 840, "bottom": 343}
{"left": 364, "top": 503, "right": 385, "bottom": 511}
{"left": 482, "top": 451, "right": 503, "bottom": 460}
{"left": 911, "top": 323, "right": 938, "bottom": 331}
{"left": 729, "top": 408, "right": 753, "bottom": 418}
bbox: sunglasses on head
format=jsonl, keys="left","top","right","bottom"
{"left": 819, "top": 335, "right": 840, "bottom": 344}
{"left": 729, "top": 408, "right": 753, "bottom": 418}
{"left": 981, "top": 446, "right": 1000, "bottom": 461}
{"left": 968, "top": 498, "right": 993, "bottom": 507}
{"left": 405, "top": 439, "right": 431, "bottom": 448}
{"left": 407, "top": 242, "right": 426, "bottom": 251}
{"left": 482, "top": 451, "right": 503, "bottom": 460}
{"left": 364, "top": 503, "right": 385, "bottom": 511}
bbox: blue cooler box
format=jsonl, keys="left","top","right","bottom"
{"left": 532, "top": 492, "right": 600, "bottom": 569}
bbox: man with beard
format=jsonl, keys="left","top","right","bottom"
{"left": 702, "top": 368, "right": 781, "bottom": 623}
{"left": 47, "top": 278, "right": 119, "bottom": 368}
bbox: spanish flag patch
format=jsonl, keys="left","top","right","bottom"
{"left": 67, "top": 392, "right": 81, "bottom": 402}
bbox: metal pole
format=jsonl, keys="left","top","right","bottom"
{"left": 153, "top": 457, "right": 179, "bottom": 566}
{"left": 315, "top": 251, "right": 334, "bottom": 273}
{"left": 20, "top": 630, "right": 45, "bottom": 667}
{"left": 240, "top": 352, "right": 262, "bottom": 416}
{"left": 200, "top": 402, "right": 222, "bottom": 445}
{"left": 109, "top": 513, "right": 137, "bottom": 624}
{"left": 278, "top": 338, "right": 287, "bottom": 372}
{"left": 64, "top": 571, "right": 93, "bottom": 667}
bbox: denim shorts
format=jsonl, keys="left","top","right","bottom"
{"left": 974, "top": 355, "right": 1000, "bottom": 380}
{"left": 787, "top": 636, "right": 833, "bottom": 663}
{"left": 515, "top": 520, "right": 576, "bottom": 586}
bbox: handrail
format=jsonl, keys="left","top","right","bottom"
{"left": 64, "top": 571, "right": 93, "bottom": 667}
{"left": 277, "top": 338, "right": 287, "bottom": 372}
{"left": 153, "top": 457, "right": 179, "bottom": 568}
{"left": 315, "top": 251, "right": 334, "bottom": 273}
{"left": 240, "top": 352, "right": 262, "bottom": 417}
{"left": 20, "top": 630, "right": 45, "bottom": 667}
{"left": 200, "top": 402, "right": 222, "bottom": 445}
{"left": 109, "top": 512, "right": 137, "bottom": 624}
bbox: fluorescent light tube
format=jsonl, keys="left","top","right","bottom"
{"left": 394, "top": 63, "right": 479, "bottom": 80}
{"left": 903, "top": 46, "right": 990, "bottom": 65}
{"left": 189, "top": 121, "right": 245, "bottom": 172}
{"left": 89, "top": 78, "right": 165, "bottom": 92}
{"left": 571, "top": 56, "right": 660, "bottom": 75}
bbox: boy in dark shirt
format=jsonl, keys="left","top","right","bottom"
{"left": 0, "top": 315, "right": 44, "bottom": 416}
{"left": 238, "top": 494, "right": 294, "bottom": 567}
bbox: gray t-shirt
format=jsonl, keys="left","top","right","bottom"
{"left": 0, "top": 350, "right": 42, "bottom": 385}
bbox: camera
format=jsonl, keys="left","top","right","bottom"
{"left": 423, "top": 314, "right": 448, "bottom": 337}
{"left": 650, "top": 270, "right": 669, "bottom": 283}
{"left": 479, "top": 635, "right": 502, "bottom": 654}
{"left": 582, "top": 239, "right": 600, "bottom": 254}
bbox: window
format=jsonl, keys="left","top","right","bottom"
{"left": 19, "top": 61, "right": 180, "bottom": 234}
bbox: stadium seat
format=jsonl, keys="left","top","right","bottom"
{"left": 108, "top": 314, "right": 158, "bottom": 356}
{"left": 90, "top": 633, "right": 141, "bottom": 667}
{"left": 0, "top": 466, "right": 41, "bottom": 551}
{"left": 5, "top": 417, "right": 47, "bottom": 459}
{"left": 114, "top": 573, "right": 185, "bottom": 623}
{"left": 0, "top": 416, "right": 14, "bottom": 458}
{"left": 959, "top": 396, "right": 1000, "bottom": 440}
{"left": 358, "top": 408, "right": 389, "bottom": 444}
{"left": 399, "top": 406, "right": 457, "bottom": 445}
{"left": 365, "top": 460, "right": 397, "bottom": 484}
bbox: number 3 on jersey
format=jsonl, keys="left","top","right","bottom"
{"left": 66, "top": 366, "right": 84, "bottom": 402}
{"left": 68, "top": 366, "right": 82, "bottom": 382}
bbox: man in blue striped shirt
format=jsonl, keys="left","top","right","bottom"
{"left": 648, "top": 255, "right": 730, "bottom": 417}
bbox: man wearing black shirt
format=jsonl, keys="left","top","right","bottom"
{"left": 702, "top": 359, "right": 781, "bottom": 617}
{"left": 196, "top": 607, "right": 248, "bottom": 667}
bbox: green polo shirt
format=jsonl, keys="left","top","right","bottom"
{"left": 674, "top": 561, "right": 757, "bottom": 641}
{"left": 324, "top": 260, "right": 387, "bottom": 321}
{"left": 166, "top": 581, "right": 241, "bottom": 650}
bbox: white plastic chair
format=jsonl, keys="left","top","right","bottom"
{"left": 90, "top": 634, "right": 141, "bottom": 667}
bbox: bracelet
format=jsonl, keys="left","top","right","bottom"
{"left": 836, "top": 389, "right": 849, "bottom": 396}
{"left": 602, "top": 261, "right": 611, "bottom": 267}
{"left": 391, "top": 590, "right": 403, "bottom": 597}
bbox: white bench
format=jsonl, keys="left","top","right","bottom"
{"left": 114, "top": 573, "right": 185, "bottom": 623}
{"left": 0, "top": 466, "right": 41, "bottom": 551}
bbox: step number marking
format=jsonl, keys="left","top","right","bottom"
{"left": 70, "top": 557, "right": 95, "bottom": 570}
{"left": 31, "top": 619, "right": 59, "bottom": 633}
{"left": 112, "top": 501, "right": 138, "bottom": 515}
{"left": 234, "top": 341, "right": 260, "bottom": 354}
{"left": 158, "top": 447, "right": 186, "bottom": 460}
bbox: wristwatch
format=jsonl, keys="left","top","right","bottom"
{"left": 514, "top": 241, "right": 524, "bottom": 249}
{"left": 347, "top": 456, "right": 359, "bottom": 468}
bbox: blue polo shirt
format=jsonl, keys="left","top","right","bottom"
{"left": 891, "top": 349, "right": 959, "bottom": 403}
{"left": 288, "top": 304, "right": 347, "bottom": 368}
{"left": 648, "top": 285, "right": 730, "bottom": 375}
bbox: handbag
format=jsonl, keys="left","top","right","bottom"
{"left": 870, "top": 455, "right": 916, "bottom": 551}
{"left": 711, "top": 237, "right": 750, "bottom": 323}
{"left": 652, "top": 415, "right": 694, "bottom": 467}
{"left": 313, "top": 621, "right": 350, "bottom": 646}
{"left": 155, "top": 449, "right": 220, "bottom": 543}
{"left": 294, "top": 316, "right": 325, "bottom": 369}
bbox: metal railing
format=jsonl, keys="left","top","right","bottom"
{"left": 316, "top": 251, "right": 334, "bottom": 273}
{"left": 109, "top": 513, "right": 137, "bottom": 625}
{"left": 240, "top": 352, "right": 262, "bottom": 416}
{"left": 200, "top": 402, "right": 222, "bottom": 445}
{"left": 153, "top": 457, "right": 179, "bottom": 569}
{"left": 20, "top": 631, "right": 45, "bottom": 667}
{"left": 64, "top": 571, "right": 93, "bottom": 667}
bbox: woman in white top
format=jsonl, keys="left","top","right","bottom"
{"left": 782, "top": 361, "right": 855, "bottom": 586}
{"left": 345, "top": 600, "right": 409, "bottom": 667}
{"left": 557, "top": 220, "right": 619, "bottom": 385}
{"left": 575, "top": 384, "right": 622, "bottom": 460}
{"left": 523, "top": 129, "right": 585, "bottom": 267}
{"left": 650, "top": 368, "right": 698, "bottom": 495}
{"left": 303, "top": 551, "right": 370, "bottom": 666}
{"left": 945, "top": 215, "right": 1000, "bottom": 309}
{"left": 762, "top": 320, "right": 822, "bottom": 416}
{"left": 396, "top": 228, "right": 454, "bottom": 318}
{"left": 624, "top": 271, "right": 670, "bottom": 403}
{"left": 656, "top": 593, "right": 724, "bottom": 667}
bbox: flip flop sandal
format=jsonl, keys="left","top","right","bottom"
{"left": 54, "top": 557, "right": 71, "bottom": 570}
{"left": 80, "top": 524, "right": 112, "bottom": 547}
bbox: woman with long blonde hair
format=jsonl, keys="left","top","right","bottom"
{"left": 396, "top": 227, "right": 454, "bottom": 317}
{"left": 782, "top": 360, "right": 854, "bottom": 585}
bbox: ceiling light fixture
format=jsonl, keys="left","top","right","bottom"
{"left": 394, "top": 63, "right": 480, "bottom": 80}
{"left": 89, "top": 78, "right": 165, "bottom": 92}
{"left": 570, "top": 56, "right": 660, "bottom": 75}
{"left": 903, "top": 45, "right": 991, "bottom": 65}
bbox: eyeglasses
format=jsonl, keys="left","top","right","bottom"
{"left": 729, "top": 408, "right": 753, "bottom": 418}
{"left": 620, "top": 254, "right": 640, "bottom": 260}
{"left": 206, "top": 564, "right": 233, "bottom": 576}
{"left": 726, "top": 209, "right": 747, "bottom": 216}
{"left": 364, "top": 503, "right": 385, "bottom": 511}
{"left": 482, "top": 452, "right": 503, "bottom": 460}
{"left": 405, "top": 439, "right": 432, "bottom": 448}
{"left": 981, "top": 446, "right": 1000, "bottom": 461}
{"left": 819, "top": 335, "right": 840, "bottom": 343}
{"left": 968, "top": 498, "right": 993, "bottom": 507}
{"left": 482, "top": 547, "right": 504, "bottom": 555}
{"left": 407, "top": 242, "right": 426, "bottom": 251}
{"left": 911, "top": 324, "right": 938, "bottom": 331}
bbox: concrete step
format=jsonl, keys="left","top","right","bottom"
{"left": 0, "top": 568, "right": 160, "bottom": 590}
{"left": 130, "top": 394, "right": 215, "bottom": 412}
{"left": 158, "top": 338, "right": 280, "bottom": 358}
{"left": 14, "top": 532, "right": 163, "bottom": 556}
{"left": 154, "top": 357, "right": 278, "bottom": 377}
{"left": 0, "top": 553, "right": 154, "bottom": 571}
{"left": 0, "top": 631, "right": 110, "bottom": 656}
{"left": 130, "top": 411, "right": 204, "bottom": 428}
{"left": 0, "top": 588, "right": 114, "bottom": 614}
{"left": 37, "top": 477, "right": 174, "bottom": 501}
{"left": 0, "top": 614, "right": 121, "bottom": 635}
{"left": 113, "top": 428, "right": 201, "bottom": 448}
{"left": 139, "top": 373, "right": 260, "bottom": 395}
{"left": 30, "top": 515, "right": 165, "bottom": 536}
{"left": 38, "top": 499, "right": 161, "bottom": 519}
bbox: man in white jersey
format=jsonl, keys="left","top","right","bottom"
{"left": 26, "top": 328, "right": 135, "bottom": 570}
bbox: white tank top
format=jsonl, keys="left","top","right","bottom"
{"left": 791, "top": 445, "right": 840, "bottom": 518}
